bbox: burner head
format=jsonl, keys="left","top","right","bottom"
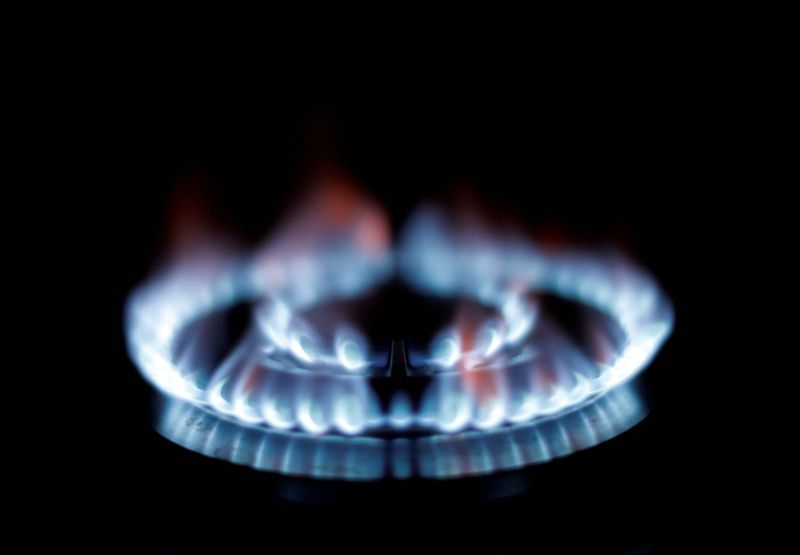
{"left": 126, "top": 200, "right": 672, "bottom": 480}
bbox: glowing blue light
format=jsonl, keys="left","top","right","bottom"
{"left": 156, "top": 380, "right": 647, "bottom": 480}
{"left": 127, "top": 202, "right": 672, "bottom": 443}
{"left": 388, "top": 392, "right": 414, "bottom": 429}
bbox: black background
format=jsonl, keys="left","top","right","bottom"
{"left": 25, "top": 15, "right": 762, "bottom": 552}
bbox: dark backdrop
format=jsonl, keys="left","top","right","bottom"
{"left": 36, "top": 19, "right": 742, "bottom": 552}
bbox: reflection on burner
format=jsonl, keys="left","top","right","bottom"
{"left": 126, "top": 174, "right": 673, "bottom": 480}
{"left": 158, "top": 380, "right": 645, "bottom": 480}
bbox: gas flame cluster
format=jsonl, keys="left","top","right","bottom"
{"left": 158, "top": 381, "right": 645, "bottom": 480}
{"left": 126, "top": 173, "right": 673, "bottom": 438}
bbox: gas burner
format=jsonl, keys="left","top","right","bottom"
{"left": 126, "top": 185, "right": 672, "bottom": 481}
{"left": 157, "top": 380, "right": 644, "bottom": 480}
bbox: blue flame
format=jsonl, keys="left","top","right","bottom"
{"left": 127, "top": 203, "right": 672, "bottom": 445}
{"left": 157, "top": 380, "right": 645, "bottom": 480}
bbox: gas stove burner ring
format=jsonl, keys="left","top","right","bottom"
{"left": 127, "top": 241, "right": 672, "bottom": 440}
{"left": 157, "top": 379, "right": 645, "bottom": 480}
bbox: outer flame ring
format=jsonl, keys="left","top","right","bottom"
{"left": 126, "top": 238, "right": 673, "bottom": 437}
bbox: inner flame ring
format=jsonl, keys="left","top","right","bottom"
{"left": 254, "top": 286, "right": 539, "bottom": 377}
